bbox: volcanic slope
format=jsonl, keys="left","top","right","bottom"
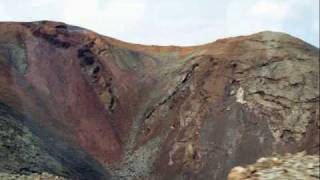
{"left": 0, "top": 21, "right": 318, "bottom": 180}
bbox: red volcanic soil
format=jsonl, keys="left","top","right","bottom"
{"left": 0, "top": 21, "right": 319, "bottom": 180}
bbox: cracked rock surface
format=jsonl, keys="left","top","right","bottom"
{"left": 0, "top": 21, "right": 318, "bottom": 180}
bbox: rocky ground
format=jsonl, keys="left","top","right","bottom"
{"left": 0, "top": 21, "right": 318, "bottom": 180}
{"left": 0, "top": 172, "right": 69, "bottom": 180}
{"left": 228, "top": 152, "right": 320, "bottom": 180}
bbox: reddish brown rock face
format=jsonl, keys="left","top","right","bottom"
{"left": 0, "top": 21, "right": 318, "bottom": 180}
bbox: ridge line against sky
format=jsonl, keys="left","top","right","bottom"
{"left": 0, "top": 0, "right": 319, "bottom": 47}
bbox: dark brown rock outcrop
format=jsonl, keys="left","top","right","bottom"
{"left": 0, "top": 21, "right": 319, "bottom": 180}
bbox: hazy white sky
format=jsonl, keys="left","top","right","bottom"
{"left": 0, "top": 0, "right": 319, "bottom": 46}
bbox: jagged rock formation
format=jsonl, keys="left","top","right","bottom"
{"left": 0, "top": 21, "right": 319, "bottom": 180}
{"left": 228, "top": 152, "right": 319, "bottom": 180}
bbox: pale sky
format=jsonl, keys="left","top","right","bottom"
{"left": 0, "top": 0, "right": 319, "bottom": 46}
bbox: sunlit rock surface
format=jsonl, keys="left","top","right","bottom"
{"left": 0, "top": 172, "right": 69, "bottom": 180}
{"left": 228, "top": 152, "right": 319, "bottom": 180}
{"left": 0, "top": 21, "right": 318, "bottom": 180}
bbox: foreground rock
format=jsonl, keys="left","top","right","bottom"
{"left": 228, "top": 152, "right": 320, "bottom": 180}
{"left": 0, "top": 21, "right": 319, "bottom": 180}
{"left": 0, "top": 172, "right": 69, "bottom": 180}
